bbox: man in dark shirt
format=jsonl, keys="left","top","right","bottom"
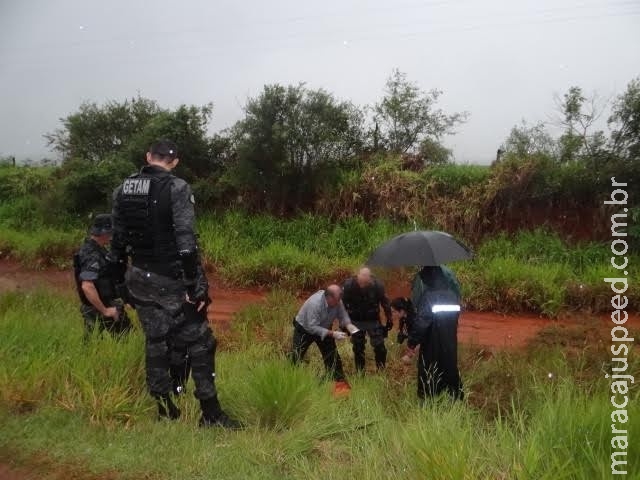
{"left": 74, "top": 214, "right": 131, "bottom": 339}
{"left": 342, "top": 267, "right": 392, "bottom": 372}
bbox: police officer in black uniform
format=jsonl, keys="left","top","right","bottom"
{"left": 342, "top": 267, "right": 393, "bottom": 372}
{"left": 74, "top": 214, "right": 132, "bottom": 339}
{"left": 110, "top": 139, "right": 239, "bottom": 428}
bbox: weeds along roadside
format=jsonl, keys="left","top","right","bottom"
{"left": 0, "top": 289, "right": 638, "bottom": 479}
{"left": 1, "top": 210, "right": 638, "bottom": 316}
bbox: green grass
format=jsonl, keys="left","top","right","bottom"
{"left": 0, "top": 228, "right": 82, "bottom": 268}
{"left": 1, "top": 206, "right": 638, "bottom": 314}
{"left": 1, "top": 290, "right": 639, "bottom": 479}
{"left": 424, "top": 163, "right": 492, "bottom": 195}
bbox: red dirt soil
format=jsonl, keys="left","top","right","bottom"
{"left": 0, "top": 449, "right": 138, "bottom": 480}
{"left": 0, "top": 260, "right": 637, "bottom": 349}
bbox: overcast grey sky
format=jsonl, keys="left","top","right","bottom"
{"left": 1, "top": 0, "right": 638, "bottom": 164}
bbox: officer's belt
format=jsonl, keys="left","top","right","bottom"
{"left": 131, "top": 258, "right": 181, "bottom": 279}
{"left": 130, "top": 295, "right": 184, "bottom": 318}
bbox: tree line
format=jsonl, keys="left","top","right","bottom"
{"left": 21, "top": 70, "right": 638, "bottom": 215}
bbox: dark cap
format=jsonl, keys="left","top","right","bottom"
{"left": 149, "top": 139, "right": 178, "bottom": 159}
{"left": 90, "top": 214, "right": 113, "bottom": 236}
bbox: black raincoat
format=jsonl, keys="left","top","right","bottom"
{"left": 410, "top": 265, "right": 463, "bottom": 400}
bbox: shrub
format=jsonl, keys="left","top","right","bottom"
{"left": 57, "top": 156, "right": 134, "bottom": 215}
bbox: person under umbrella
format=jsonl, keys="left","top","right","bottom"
{"left": 367, "top": 230, "right": 471, "bottom": 401}
{"left": 408, "top": 265, "right": 463, "bottom": 400}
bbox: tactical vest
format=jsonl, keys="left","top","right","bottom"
{"left": 73, "top": 251, "right": 117, "bottom": 306}
{"left": 115, "top": 170, "right": 179, "bottom": 275}
{"left": 343, "top": 278, "right": 383, "bottom": 324}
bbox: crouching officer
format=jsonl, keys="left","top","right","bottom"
{"left": 74, "top": 214, "right": 132, "bottom": 339}
{"left": 342, "top": 267, "right": 392, "bottom": 372}
{"left": 110, "top": 139, "right": 240, "bottom": 429}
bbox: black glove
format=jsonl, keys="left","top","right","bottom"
{"left": 186, "top": 282, "right": 208, "bottom": 305}
{"left": 351, "top": 330, "right": 365, "bottom": 341}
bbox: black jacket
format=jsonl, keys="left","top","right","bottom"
{"left": 342, "top": 277, "right": 392, "bottom": 329}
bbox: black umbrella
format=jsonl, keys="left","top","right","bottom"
{"left": 367, "top": 231, "right": 473, "bottom": 267}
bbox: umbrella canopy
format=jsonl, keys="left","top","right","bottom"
{"left": 367, "top": 231, "right": 473, "bottom": 267}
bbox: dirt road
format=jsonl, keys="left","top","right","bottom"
{"left": 1, "top": 260, "right": 636, "bottom": 349}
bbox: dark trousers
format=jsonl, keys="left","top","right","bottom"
{"left": 351, "top": 324, "right": 387, "bottom": 371}
{"left": 289, "top": 320, "right": 345, "bottom": 381}
{"left": 127, "top": 267, "right": 217, "bottom": 401}
{"left": 136, "top": 303, "right": 217, "bottom": 400}
{"left": 80, "top": 301, "right": 132, "bottom": 340}
{"left": 168, "top": 303, "right": 215, "bottom": 394}
{"left": 417, "top": 314, "right": 463, "bottom": 400}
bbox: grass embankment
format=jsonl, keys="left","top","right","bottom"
{"left": 0, "top": 290, "right": 638, "bottom": 479}
{"left": 1, "top": 211, "right": 638, "bottom": 316}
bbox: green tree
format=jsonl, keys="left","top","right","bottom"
{"left": 374, "top": 69, "right": 467, "bottom": 153}
{"left": 44, "top": 96, "right": 161, "bottom": 162}
{"left": 45, "top": 97, "right": 217, "bottom": 180}
{"left": 229, "top": 83, "right": 364, "bottom": 211}
{"left": 503, "top": 120, "right": 557, "bottom": 158}
{"left": 419, "top": 138, "right": 452, "bottom": 165}
{"left": 554, "top": 86, "right": 606, "bottom": 163}
{"left": 124, "top": 103, "right": 217, "bottom": 179}
{"left": 609, "top": 77, "right": 640, "bottom": 162}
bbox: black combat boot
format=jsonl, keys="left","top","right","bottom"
{"left": 199, "top": 396, "right": 242, "bottom": 430}
{"left": 156, "top": 394, "right": 181, "bottom": 420}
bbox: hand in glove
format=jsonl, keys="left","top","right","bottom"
{"left": 186, "top": 283, "right": 208, "bottom": 311}
{"left": 332, "top": 331, "right": 348, "bottom": 341}
{"left": 186, "top": 263, "right": 210, "bottom": 311}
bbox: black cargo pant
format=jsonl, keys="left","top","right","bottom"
{"left": 417, "top": 313, "right": 463, "bottom": 400}
{"left": 80, "top": 299, "right": 132, "bottom": 340}
{"left": 127, "top": 266, "right": 217, "bottom": 401}
{"left": 168, "top": 303, "right": 214, "bottom": 394}
{"left": 289, "top": 320, "right": 346, "bottom": 381}
{"left": 351, "top": 323, "right": 387, "bottom": 371}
